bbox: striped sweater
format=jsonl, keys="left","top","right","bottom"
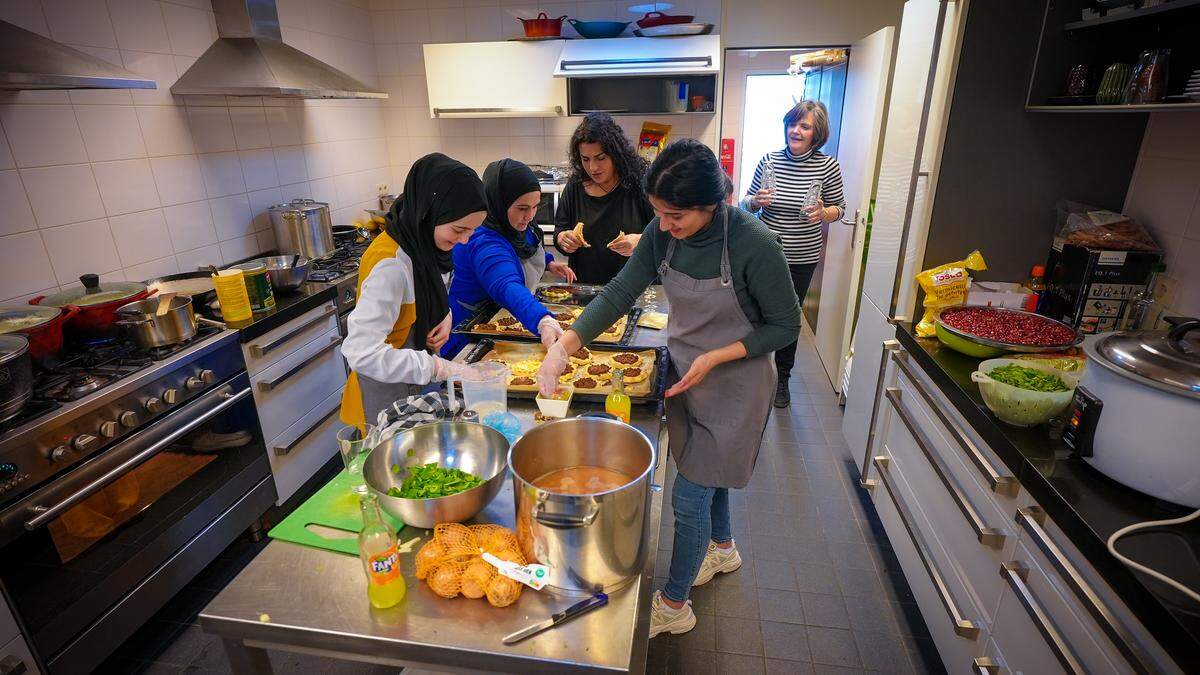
{"left": 742, "top": 148, "right": 846, "bottom": 265}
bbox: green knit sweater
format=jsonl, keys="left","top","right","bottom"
{"left": 571, "top": 205, "right": 800, "bottom": 357}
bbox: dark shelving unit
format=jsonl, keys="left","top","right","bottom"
{"left": 1027, "top": 0, "right": 1200, "bottom": 112}
{"left": 566, "top": 74, "right": 718, "bottom": 116}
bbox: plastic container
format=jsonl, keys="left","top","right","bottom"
{"left": 970, "top": 358, "right": 1081, "bottom": 427}
{"left": 447, "top": 361, "right": 509, "bottom": 417}
{"left": 211, "top": 269, "right": 253, "bottom": 322}
{"left": 535, "top": 384, "right": 573, "bottom": 419}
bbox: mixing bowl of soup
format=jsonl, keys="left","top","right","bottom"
{"left": 508, "top": 414, "right": 655, "bottom": 596}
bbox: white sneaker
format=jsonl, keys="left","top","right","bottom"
{"left": 692, "top": 541, "right": 742, "bottom": 587}
{"left": 649, "top": 591, "right": 697, "bottom": 638}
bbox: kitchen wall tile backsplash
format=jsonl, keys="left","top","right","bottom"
{"left": 1124, "top": 112, "right": 1200, "bottom": 320}
{"left": 0, "top": 0, "right": 720, "bottom": 302}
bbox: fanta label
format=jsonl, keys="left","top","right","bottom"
{"left": 369, "top": 547, "right": 400, "bottom": 584}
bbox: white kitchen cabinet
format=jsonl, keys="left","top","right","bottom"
{"left": 552, "top": 35, "right": 720, "bottom": 78}
{"left": 251, "top": 326, "right": 345, "bottom": 445}
{"left": 423, "top": 41, "right": 567, "bottom": 118}
{"left": 268, "top": 385, "right": 345, "bottom": 505}
{"left": 241, "top": 301, "right": 338, "bottom": 376}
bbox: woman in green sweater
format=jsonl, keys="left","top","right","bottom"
{"left": 536, "top": 140, "right": 800, "bottom": 638}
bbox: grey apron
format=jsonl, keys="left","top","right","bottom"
{"left": 662, "top": 206, "right": 776, "bottom": 489}
{"left": 357, "top": 328, "right": 424, "bottom": 428}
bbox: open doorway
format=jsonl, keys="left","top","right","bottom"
{"left": 721, "top": 47, "right": 848, "bottom": 332}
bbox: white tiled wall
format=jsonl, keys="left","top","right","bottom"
{"left": 0, "top": 0, "right": 387, "bottom": 303}
{"left": 366, "top": 0, "right": 722, "bottom": 183}
{"left": 0, "top": 0, "right": 724, "bottom": 303}
{"left": 1123, "top": 112, "right": 1200, "bottom": 319}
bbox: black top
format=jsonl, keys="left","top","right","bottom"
{"left": 224, "top": 283, "right": 336, "bottom": 343}
{"left": 552, "top": 180, "right": 654, "bottom": 284}
{"left": 893, "top": 323, "right": 1199, "bottom": 667}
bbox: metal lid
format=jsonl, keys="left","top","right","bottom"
{"left": 229, "top": 261, "right": 267, "bottom": 273}
{"left": 0, "top": 334, "right": 29, "bottom": 363}
{"left": 268, "top": 199, "right": 329, "bottom": 215}
{"left": 1089, "top": 317, "right": 1200, "bottom": 400}
{"left": 0, "top": 305, "right": 60, "bottom": 334}
{"left": 37, "top": 274, "right": 146, "bottom": 308}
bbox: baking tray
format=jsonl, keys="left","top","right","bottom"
{"left": 461, "top": 338, "right": 670, "bottom": 404}
{"left": 534, "top": 283, "right": 606, "bottom": 306}
{"left": 452, "top": 300, "right": 642, "bottom": 345}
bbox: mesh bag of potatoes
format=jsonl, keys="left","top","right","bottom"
{"left": 414, "top": 523, "right": 526, "bottom": 607}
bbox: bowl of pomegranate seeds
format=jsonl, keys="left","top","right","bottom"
{"left": 935, "top": 305, "right": 1081, "bottom": 358}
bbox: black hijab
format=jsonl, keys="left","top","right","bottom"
{"left": 481, "top": 159, "right": 542, "bottom": 259}
{"left": 384, "top": 153, "right": 486, "bottom": 350}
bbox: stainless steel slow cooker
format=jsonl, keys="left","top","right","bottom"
{"left": 509, "top": 415, "right": 655, "bottom": 596}
{"left": 1064, "top": 317, "right": 1200, "bottom": 507}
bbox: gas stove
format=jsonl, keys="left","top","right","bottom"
{"left": 305, "top": 241, "right": 369, "bottom": 333}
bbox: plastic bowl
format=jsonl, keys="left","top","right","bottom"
{"left": 362, "top": 421, "right": 509, "bottom": 528}
{"left": 970, "top": 358, "right": 1081, "bottom": 427}
{"left": 935, "top": 321, "right": 1006, "bottom": 358}
{"left": 535, "top": 384, "right": 574, "bottom": 418}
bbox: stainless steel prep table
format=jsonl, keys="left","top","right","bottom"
{"left": 200, "top": 403, "right": 667, "bottom": 675}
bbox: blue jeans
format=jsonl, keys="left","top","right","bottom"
{"left": 663, "top": 472, "right": 732, "bottom": 603}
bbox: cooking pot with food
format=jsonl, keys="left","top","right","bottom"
{"left": 0, "top": 335, "right": 33, "bottom": 424}
{"left": 0, "top": 304, "right": 78, "bottom": 362}
{"left": 1063, "top": 317, "right": 1200, "bottom": 507}
{"left": 31, "top": 274, "right": 151, "bottom": 342}
{"left": 509, "top": 415, "right": 655, "bottom": 596}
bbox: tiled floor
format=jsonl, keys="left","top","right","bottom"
{"left": 98, "top": 328, "right": 945, "bottom": 674}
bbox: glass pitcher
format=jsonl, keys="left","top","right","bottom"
{"left": 447, "top": 361, "right": 510, "bottom": 418}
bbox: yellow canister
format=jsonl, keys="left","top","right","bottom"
{"left": 212, "top": 269, "right": 253, "bottom": 323}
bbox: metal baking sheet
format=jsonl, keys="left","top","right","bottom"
{"left": 452, "top": 300, "right": 642, "bottom": 346}
{"left": 461, "top": 338, "right": 669, "bottom": 404}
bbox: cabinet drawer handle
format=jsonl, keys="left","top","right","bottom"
{"left": 891, "top": 349, "right": 1019, "bottom": 496}
{"left": 1001, "top": 561, "right": 1085, "bottom": 674}
{"left": 433, "top": 106, "right": 563, "bottom": 116}
{"left": 884, "top": 387, "right": 1006, "bottom": 549}
{"left": 971, "top": 657, "right": 1004, "bottom": 674}
{"left": 249, "top": 304, "right": 336, "bottom": 358}
{"left": 873, "top": 455, "right": 980, "bottom": 640}
{"left": 859, "top": 339, "right": 901, "bottom": 489}
{"left": 257, "top": 336, "right": 342, "bottom": 392}
{"left": 560, "top": 56, "right": 712, "bottom": 70}
{"left": 1016, "top": 506, "right": 1153, "bottom": 674}
{"left": 274, "top": 398, "right": 341, "bottom": 457}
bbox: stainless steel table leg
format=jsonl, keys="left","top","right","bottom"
{"left": 222, "top": 637, "right": 274, "bottom": 674}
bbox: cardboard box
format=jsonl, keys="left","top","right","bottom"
{"left": 1039, "top": 244, "right": 1163, "bottom": 333}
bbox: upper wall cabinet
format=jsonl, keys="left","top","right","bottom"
{"left": 552, "top": 35, "right": 721, "bottom": 78}
{"left": 423, "top": 41, "right": 567, "bottom": 118}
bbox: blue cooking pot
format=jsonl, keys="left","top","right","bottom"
{"left": 567, "top": 19, "right": 630, "bottom": 39}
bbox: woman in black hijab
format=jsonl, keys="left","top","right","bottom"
{"left": 340, "top": 153, "right": 489, "bottom": 431}
{"left": 443, "top": 158, "right": 575, "bottom": 357}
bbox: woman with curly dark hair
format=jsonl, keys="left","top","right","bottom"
{"left": 553, "top": 112, "right": 654, "bottom": 284}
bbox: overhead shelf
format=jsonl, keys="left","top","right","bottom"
{"left": 1063, "top": 0, "right": 1200, "bottom": 30}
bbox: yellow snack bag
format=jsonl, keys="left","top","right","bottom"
{"left": 914, "top": 250, "right": 987, "bottom": 337}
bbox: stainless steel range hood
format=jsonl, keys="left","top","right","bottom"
{"left": 0, "top": 21, "right": 157, "bottom": 90}
{"left": 172, "top": 0, "right": 386, "bottom": 99}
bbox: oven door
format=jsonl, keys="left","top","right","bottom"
{"left": 0, "top": 374, "right": 274, "bottom": 673}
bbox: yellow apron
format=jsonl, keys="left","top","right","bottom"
{"left": 339, "top": 232, "right": 419, "bottom": 433}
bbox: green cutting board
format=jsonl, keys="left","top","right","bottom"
{"left": 268, "top": 472, "right": 404, "bottom": 556}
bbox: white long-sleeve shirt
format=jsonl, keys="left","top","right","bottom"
{"left": 341, "top": 246, "right": 447, "bottom": 385}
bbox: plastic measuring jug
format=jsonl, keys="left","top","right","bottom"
{"left": 447, "top": 361, "right": 510, "bottom": 417}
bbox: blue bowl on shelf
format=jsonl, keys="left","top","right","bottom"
{"left": 567, "top": 19, "right": 630, "bottom": 39}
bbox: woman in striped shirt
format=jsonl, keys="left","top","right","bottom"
{"left": 740, "top": 100, "right": 846, "bottom": 407}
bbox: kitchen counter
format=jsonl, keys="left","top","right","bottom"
{"left": 893, "top": 322, "right": 1200, "bottom": 665}
{"left": 199, "top": 396, "right": 668, "bottom": 674}
{"left": 221, "top": 283, "right": 337, "bottom": 343}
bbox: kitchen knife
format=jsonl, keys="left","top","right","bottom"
{"left": 502, "top": 593, "right": 609, "bottom": 645}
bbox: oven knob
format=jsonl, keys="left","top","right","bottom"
{"left": 98, "top": 420, "right": 119, "bottom": 438}
{"left": 119, "top": 410, "right": 138, "bottom": 428}
{"left": 163, "top": 388, "right": 180, "bottom": 405}
{"left": 48, "top": 446, "right": 69, "bottom": 462}
{"left": 199, "top": 369, "right": 217, "bottom": 384}
{"left": 144, "top": 397, "right": 164, "bottom": 414}
{"left": 185, "top": 376, "right": 203, "bottom": 390}
{"left": 72, "top": 434, "right": 98, "bottom": 452}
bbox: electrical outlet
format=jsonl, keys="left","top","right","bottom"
{"left": 376, "top": 183, "right": 389, "bottom": 194}
{"left": 1154, "top": 273, "right": 1179, "bottom": 309}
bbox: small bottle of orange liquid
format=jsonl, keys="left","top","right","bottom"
{"left": 605, "top": 370, "right": 631, "bottom": 424}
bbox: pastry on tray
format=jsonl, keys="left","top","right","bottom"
{"left": 542, "top": 287, "right": 572, "bottom": 302}
{"left": 608, "top": 351, "right": 643, "bottom": 368}
{"left": 583, "top": 362, "right": 614, "bottom": 382}
{"left": 572, "top": 375, "right": 600, "bottom": 390}
{"left": 618, "top": 366, "right": 648, "bottom": 384}
{"left": 569, "top": 347, "right": 592, "bottom": 365}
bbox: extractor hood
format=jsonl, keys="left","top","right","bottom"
{"left": 172, "top": 0, "right": 386, "bottom": 99}
{"left": 0, "top": 21, "right": 156, "bottom": 90}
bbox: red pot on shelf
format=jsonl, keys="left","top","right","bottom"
{"left": 30, "top": 274, "right": 153, "bottom": 343}
{"left": 0, "top": 304, "right": 78, "bottom": 362}
{"left": 636, "top": 11, "right": 694, "bottom": 28}
{"left": 518, "top": 12, "right": 568, "bottom": 38}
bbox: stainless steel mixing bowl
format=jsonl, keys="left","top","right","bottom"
{"left": 248, "top": 255, "right": 310, "bottom": 294}
{"left": 362, "top": 421, "right": 509, "bottom": 529}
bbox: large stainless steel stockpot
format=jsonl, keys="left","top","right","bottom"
{"left": 510, "top": 415, "right": 655, "bottom": 596}
{"left": 269, "top": 199, "right": 334, "bottom": 259}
